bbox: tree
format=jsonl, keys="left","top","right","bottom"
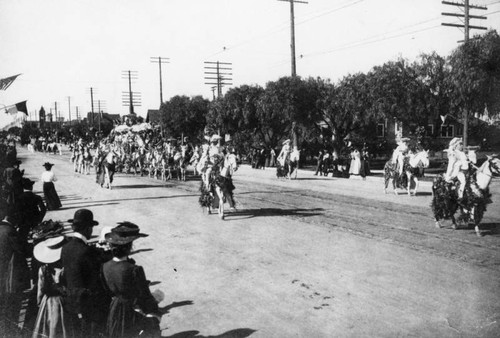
{"left": 257, "top": 76, "right": 321, "bottom": 149}
{"left": 159, "top": 95, "right": 210, "bottom": 142}
{"left": 447, "top": 30, "right": 500, "bottom": 145}
{"left": 206, "top": 84, "right": 264, "bottom": 151}
{"left": 315, "top": 73, "right": 375, "bottom": 154}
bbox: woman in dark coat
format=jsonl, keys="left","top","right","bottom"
{"left": 41, "top": 162, "right": 62, "bottom": 210}
{"left": 102, "top": 222, "right": 160, "bottom": 338}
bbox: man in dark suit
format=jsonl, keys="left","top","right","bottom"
{"left": 0, "top": 213, "right": 30, "bottom": 336}
{"left": 2, "top": 159, "right": 23, "bottom": 211}
{"left": 61, "top": 209, "right": 109, "bottom": 337}
{"left": 18, "top": 178, "right": 46, "bottom": 245}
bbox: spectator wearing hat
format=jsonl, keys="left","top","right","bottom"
{"left": 0, "top": 212, "right": 31, "bottom": 336}
{"left": 61, "top": 209, "right": 109, "bottom": 337}
{"left": 102, "top": 222, "right": 160, "bottom": 338}
{"left": 2, "top": 159, "right": 24, "bottom": 209}
{"left": 41, "top": 162, "right": 62, "bottom": 211}
{"left": 32, "top": 236, "right": 68, "bottom": 338}
{"left": 18, "top": 178, "right": 47, "bottom": 246}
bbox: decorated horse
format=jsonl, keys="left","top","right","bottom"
{"left": 384, "top": 149, "right": 430, "bottom": 196}
{"left": 174, "top": 145, "right": 189, "bottom": 181}
{"left": 97, "top": 147, "right": 119, "bottom": 190}
{"left": 432, "top": 155, "right": 500, "bottom": 236}
{"left": 81, "top": 146, "right": 93, "bottom": 175}
{"left": 199, "top": 153, "right": 238, "bottom": 220}
{"left": 276, "top": 147, "right": 300, "bottom": 179}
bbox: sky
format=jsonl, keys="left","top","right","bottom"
{"left": 1, "top": 0, "right": 499, "bottom": 124}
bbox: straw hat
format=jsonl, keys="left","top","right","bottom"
{"left": 43, "top": 162, "right": 54, "bottom": 169}
{"left": 33, "top": 236, "right": 65, "bottom": 264}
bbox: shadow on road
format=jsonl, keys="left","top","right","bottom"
{"left": 478, "top": 223, "right": 500, "bottom": 236}
{"left": 111, "top": 184, "right": 167, "bottom": 189}
{"left": 226, "top": 207, "right": 324, "bottom": 219}
{"left": 56, "top": 202, "right": 120, "bottom": 210}
{"left": 165, "top": 328, "right": 256, "bottom": 338}
{"left": 159, "top": 300, "right": 194, "bottom": 315}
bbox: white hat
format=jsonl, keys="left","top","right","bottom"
{"left": 282, "top": 139, "right": 291, "bottom": 145}
{"left": 33, "top": 236, "right": 65, "bottom": 264}
{"left": 211, "top": 134, "right": 222, "bottom": 142}
{"left": 448, "top": 137, "right": 462, "bottom": 148}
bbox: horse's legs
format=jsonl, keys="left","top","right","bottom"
{"left": 407, "top": 173, "right": 412, "bottom": 196}
{"left": 217, "top": 187, "right": 224, "bottom": 220}
{"left": 413, "top": 177, "right": 419, "bottom": 196}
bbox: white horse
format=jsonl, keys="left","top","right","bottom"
{"left": 208, "top": 153, "right": 239, "bottom": 220}
{"left": 384, "top": 149, "right": 430, "bottom": 196}
{"left": 432, "top": 155, "right": 500, "bottom": 236}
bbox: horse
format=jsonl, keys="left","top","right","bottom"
{"left": 201, "top": 153, "right": 239, "bottom": 220}
{"left": 276, "top": 148, "right": 300, "bottom": 179}
{"left": 82, "top": 146, "right": 93, "bottom": 175}
{"left": 432, "top": 155, "right": 500, "bottom": 236}
{"left": 174, "top": 145, "right": 189, "bottom": 181}
{"left": 101, "top": 149, "right": 118, "bottom": 190}
{"left": 384, "top": 149, "right": 430, "bottom": 196}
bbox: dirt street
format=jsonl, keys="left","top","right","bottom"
{"left": 17, "top": 146, "right": 500, "bottom": 337}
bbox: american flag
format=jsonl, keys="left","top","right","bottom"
{"left": 0, "top": 74, "right": 21, "bottom": 91}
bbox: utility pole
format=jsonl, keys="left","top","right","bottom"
{"left": 204, "top": 61, "right": 233, "bottom": 99}
{"left": 54, "top": 102, "right": 58, "bottom": 130}
{"left": 442, "top": 0, "right": 487, "bottom": 147}
{"left": 87, "top": 87, "right": 96, "bottom": 126}
{"left": 67, "top": 96, "right": 72, "bottom": 126}
{"left": 278, "top": 0, "right": 308, "bottom": 77}
{"left": 150, "top": 56, "right": 170, "bottom": 106}
{"left": 96, "top": 100, "right": 107, "bottom": 135}
{"left": 121, "top": 70, "right": 141, "bottom": 115}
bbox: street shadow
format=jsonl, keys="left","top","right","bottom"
{"left": 292, "top": 177, "right": 334, "bottom": 181}
{"left": 56, "top": 202, "right": 120, "bottom": 210}
{"left": 226, "top": 207, "right": 324, "bottom": 220}
{"left": 112, "top": 184, "right": 166, "bottom": 189}
{"left": 159, "top": 300, "right": 194, "bottom": 315}
{"left": 165, "top": 328, "right": 256, "bottom": 338}
{"left": 478, "top": 223, "right": 500, "bottom": 236}
{"left": 414, "top": 192, "right": 432, "bottom": 196}
{"left": 130, "top": 248, "right": 154, "bottom": 255}
{"left": 86, "top": 194, "right": 199, "bottom": 204}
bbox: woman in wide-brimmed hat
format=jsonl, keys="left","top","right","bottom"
{"left": 32, "top": 236, "right": 68, "bottom": 338}
{"left": 41, "top": 163, "right": 62, "bottom": 211}
{"left": 101, "top": 222, "right": 160, "bottom": 338}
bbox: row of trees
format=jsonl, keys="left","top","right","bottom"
{"left": 159, "top": 30, "right": 499, "bottom": 157}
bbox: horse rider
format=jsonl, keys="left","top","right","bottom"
{"left": 277, "top": 139, "right": 291, "bottom": 167}
{"left": 444, "top": 137, "right": 469, "bottom": 201}
{"left": 203, "top": 134, "right": 222, "bottom": 189}
{"left": 391, "top": 137, "right": 410, "bottom": 176}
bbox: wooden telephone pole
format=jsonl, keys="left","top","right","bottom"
{"left": 278, "top": 0, "right": 308, "bottom": 77}
{"left": 150, "top": 57, "right": 170, "bottom": 106}
{"left": 442, "top": 0, "right": 487, "bottom": 147}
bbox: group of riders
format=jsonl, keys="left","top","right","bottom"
{"left": 68, "top": 128, "right": 240, "bottom": 215}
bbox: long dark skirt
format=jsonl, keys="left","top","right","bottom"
{"left": 107, "top": 297, "right": 159, "bottom": 338}
{"left": 43, "top": 182, "right": 62, "bottom": 210}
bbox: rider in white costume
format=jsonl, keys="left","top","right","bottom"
{"left": 445, "top": 137, "right": 468, "bottom": 200}
{"left": 277, "top": 139, "right": 291, "bottom": 167}
{"left": 202, "top": 134, "right": 222, "bottom": 189}
{"left": 391, "top": 137, "right": 410, "bottom": 175}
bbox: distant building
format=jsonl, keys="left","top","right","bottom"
{"left": 146, "top": 109, "right": 161, "bottom": 124}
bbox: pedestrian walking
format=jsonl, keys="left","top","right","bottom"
{"left": 41, "top": 162, "right": 62, "bottom": 211}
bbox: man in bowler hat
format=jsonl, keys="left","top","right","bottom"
{"left": 61, "top": 209, "right": 109, "bottom": 337}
